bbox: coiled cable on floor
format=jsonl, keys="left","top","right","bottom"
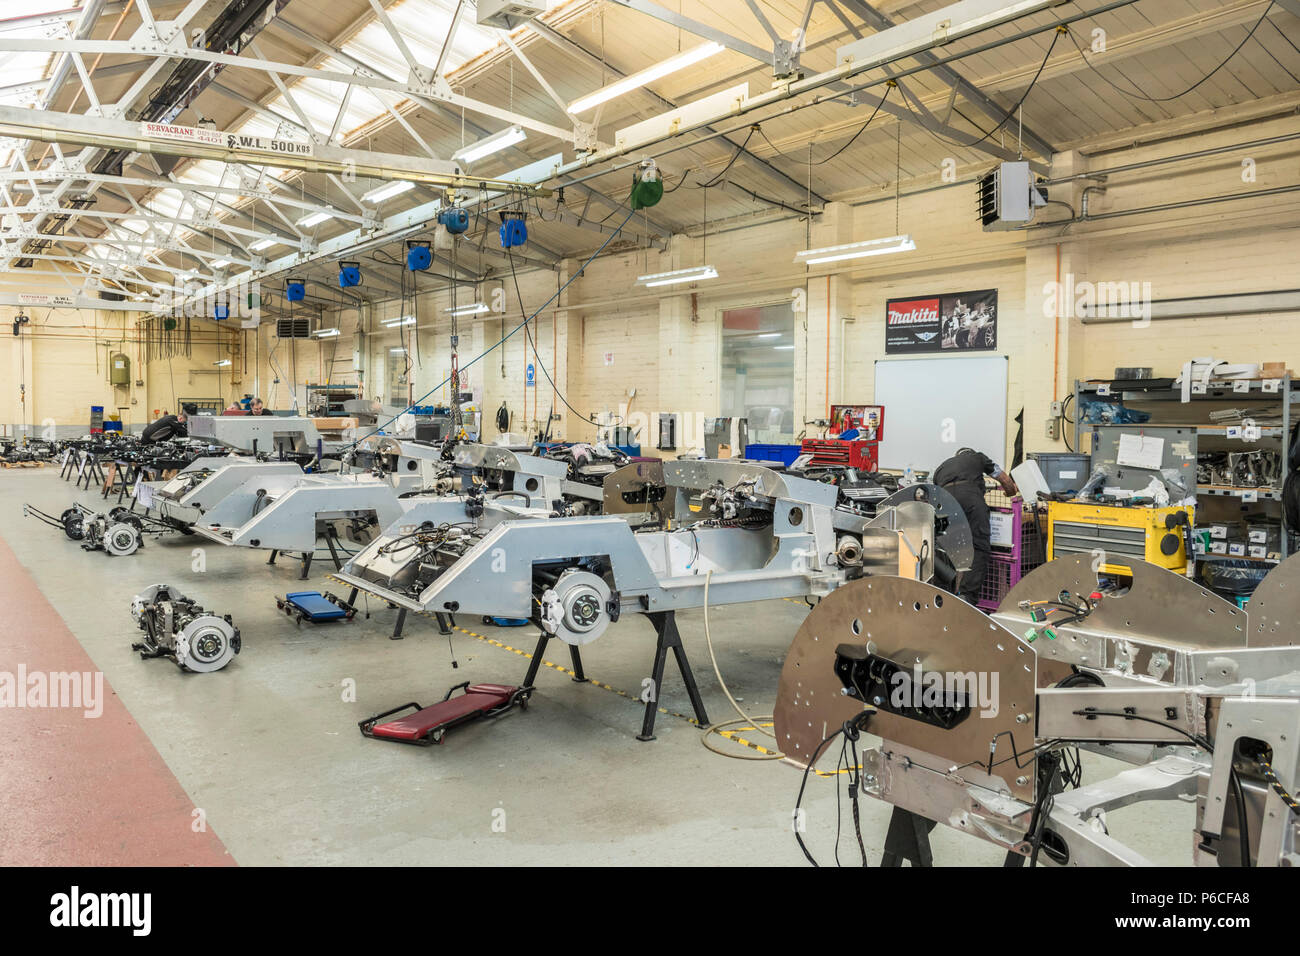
{"left": 699, "top": 569, "right": 785, "bottom": 760}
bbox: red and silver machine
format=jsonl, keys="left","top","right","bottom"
{"left": 800, "top": 404, "right": 884, "bottom": 471}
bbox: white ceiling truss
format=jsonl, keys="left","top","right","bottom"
{"left": 0, "top": 0, "right": 1293, "bottom": 308}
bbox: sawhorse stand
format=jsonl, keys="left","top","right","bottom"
{"left": 514, "top": 611, "right": 710, "bottom": 741}
{"left": 267, "top": 548, "right": 315, "bottom": 580}
{"left": 522, "top": 631, "right": 588, "bottom": 686}
{"left": 880, "top": 807, "right": 937, "bottom": 867}
{"left": 637, "top": 611, "right": 710, "bottom": 741}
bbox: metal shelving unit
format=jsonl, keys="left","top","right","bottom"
{"left": 1074, "top": 375, "right": 1295, "bottom": 564}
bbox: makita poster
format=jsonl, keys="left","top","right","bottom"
{"left": 885, "top": 289, "right": 998, "bottom": 354}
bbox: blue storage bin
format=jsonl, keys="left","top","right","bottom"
{"left": 744, "top": 443, "right": 801, "bottom": 466}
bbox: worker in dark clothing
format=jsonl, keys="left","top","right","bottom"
{"left": 934, "top": 447, "right": 1019, "bottom": 606}
{"left": 140, "top": 409, "right": 188, "bottom": 444}
{"left": 250, "top": 398, "right": 274, "bottom": 416}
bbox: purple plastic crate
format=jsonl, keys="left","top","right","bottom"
{"left": 976, "top": 486, "right": 1045, "bottom": 610}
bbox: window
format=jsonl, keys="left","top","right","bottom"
{"left": 720, "top": 304, "right": 795, "bottom": 443}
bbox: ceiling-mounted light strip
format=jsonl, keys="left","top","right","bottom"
{"left": 381, "top": 315, "right": 416, "bottom": 328}
{"left": 445, "top": 302, "right": 489, "bottom": 317}
{"left": 312, "top": 328, "right": 341, "bottom": 338}
{"left": 210, "top": 258, "right": 230, "bottom": 268}
{"left": 361, "top": 180, "right": 415, "bottom": 204}
{"left": 249, "top": 238, "right": 278, "bottom": 252}
{"left": 297, "top": 211, "right": 332, "bottom": 227}
{"left": 636, "top": 265, "right": 718, "bottom": 288}
{"left": 568, "top": 42, "right": 725, "bottom": 115}
{"left": 452, "top": 125, "right": 527, "bottom": 165}
{"left": 213, "top": 359, "right": 232, "bottom": 367}
{"left": 794, "top": 234, "right": 916, "bottom": 265}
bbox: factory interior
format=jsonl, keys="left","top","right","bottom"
{"left": 1, "top": 0, "right": 1300, "bottom": 896}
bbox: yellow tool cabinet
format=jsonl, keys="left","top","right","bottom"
{"left": 1047, "top": 501, "right": 1195, "bottom": 575}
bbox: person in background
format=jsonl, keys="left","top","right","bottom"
{"left": 141, "top": 408, "right": 188, "bottom": 443}
{"left": 250, "top": 397, "right": 273, "bottom": 416}
{"left": 933, "top": 447, "right": 1019, "bottom": 606}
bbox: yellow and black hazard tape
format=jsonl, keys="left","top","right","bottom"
{"left": 327, "top": 574, "right": 851, "bottom": 773}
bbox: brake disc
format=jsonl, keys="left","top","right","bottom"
{"left": 103, "top": 522, "right": 142, "bottom": 556}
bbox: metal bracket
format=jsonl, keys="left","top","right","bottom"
{"left": 773, "top": 39, "right": 803, "bottom": 80}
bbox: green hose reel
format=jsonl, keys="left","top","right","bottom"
{"left": 630, "top": 159, "right": 663, "bottom": 210}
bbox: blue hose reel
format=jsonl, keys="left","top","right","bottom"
{"left": 438, "top": 206, "right": 469, "bottom": 235}
{"left": 338, "top": 261, "right": 362, "bottom": 288}
{"left": 499, "top": 212, "right": 527, "bottom": 249}
{"left": 406, "top": 242, "right": 432, "bottom": 272}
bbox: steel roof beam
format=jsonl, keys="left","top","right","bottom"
{"left": 528, "top": 20, "right": 825, "bottom": 208}
{"left": 832, "top": 0, "right": 1058, "bottom": 157}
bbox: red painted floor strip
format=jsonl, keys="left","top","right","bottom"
{"left": 0, "top": 534, "right": 234, "bottom": 866}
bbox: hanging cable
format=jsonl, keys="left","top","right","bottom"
{"left": 506, "top": 251, "right": 620, "bottom": 428}
{"left": 337, "top": 207, "right": 638, "bottom": 452}
{"left": 1068, "top": 5, "right": 1276, "bottom": 103}
{"left": 757, "top": 83, "right": 892, "bottom": 166}
{"left": 897, "top": 29, "right": 1063, "bottom": 149}
{"left": 695, "top": 127, "right": 756, "bottom": 188}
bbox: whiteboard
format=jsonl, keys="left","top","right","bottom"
{"left": 874, "top": 355, "right": 1008, "bottom": 473}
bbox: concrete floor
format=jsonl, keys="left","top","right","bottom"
{"left": 0, "top": 467, "right": 1197, "bottom": 865}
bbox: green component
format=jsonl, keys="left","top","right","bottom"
{"left": 630, "top": 177, "right": 663, "bottom": 210}
{"left": 163, "top": 318, "right": 178, "bottom": 331}
{"left": 1043, "top": 627, "right": 1058, "bottom": 641}
{"left": 1024, "top": 627, "right": 1039, "bottom": 644}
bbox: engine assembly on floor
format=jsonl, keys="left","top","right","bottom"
{"left": 776, "top": 553, "right": 1300, "bottom": 867}
{"left": 22, "top": 502, "right": 181, "bottom": 556}
{"left": 130, "top": 584, "right": 241, "bottom": 673}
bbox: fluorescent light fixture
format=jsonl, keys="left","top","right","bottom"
{"left": 389, "top": 347, "right": 407, "bottom": 353}
{"left": 445, "top": 302, "right": 489, "bottom": 316}
{"left": 213, "top": 359, "right": 232, "bottom": 367}
{"left": 210, "top": 258, "right": 230, "bottom": 268}
{"left": 381, "top": 315, "right": 416, "bottom": 328}
{"left": 773, "top": 345, "right": 794, "bottom": 351}
{"left": 452, "top": 126, "right": 527, "bottom": 165}
{"left": 361, "top": 180, "right": 415, "bottom": 204}
{"left": 568, "top": 42, "right": 725, "bottom": 115}
{"left": 297, "top": 211, "right": 332, "bottom": 228}
{"left": 312, "top": 328, "right": 341, "bottom": 338}
{"left": 250, "top": 238, "right": 278, "bottom": 252}
{"left": 758, "top": 332, "right": 780, "bottom": 339}
{"left": 794, "top": 234, "right": 916, "bottom": 265}
{"left": 636, "top": 265, "right": 718, "bottom": 288}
